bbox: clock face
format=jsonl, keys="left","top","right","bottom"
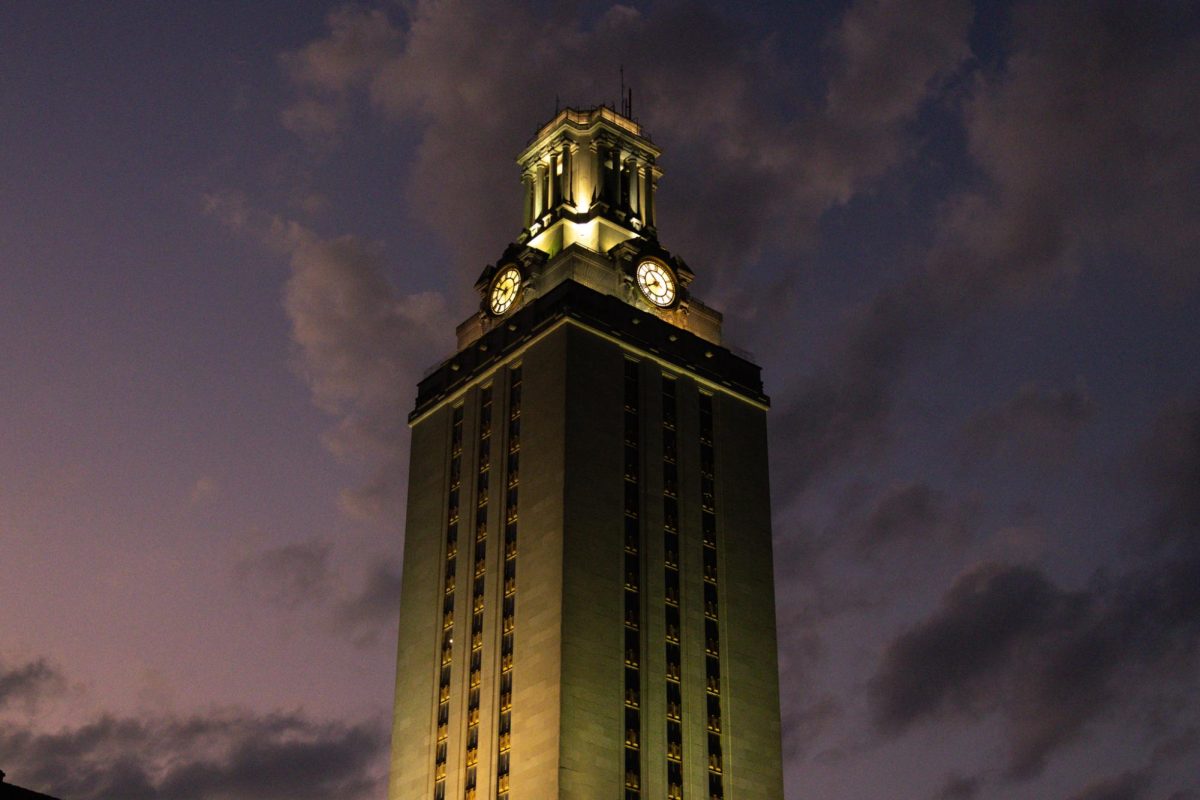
{"left": 636, "top": 261, "right": 676, "bottom": 307}
{"left": 489, "top": 266, "right": 522, "bottom": 315}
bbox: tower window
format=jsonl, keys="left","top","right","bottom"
{"left": 622, "top": 358, "right": 643, "bottom": 795}
{"left": 495, "top": 365, "right": 523, "bottom": 790}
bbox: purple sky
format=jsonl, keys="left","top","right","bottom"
{"left": 3, "top": 2, "right": 1199, "bottom": 798}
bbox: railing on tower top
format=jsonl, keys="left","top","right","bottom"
{"left": 527, "top": 104, "right": 646, "bottom": 145}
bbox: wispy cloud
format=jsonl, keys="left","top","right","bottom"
{"left": 233, "top": 539, "right": 333, "bottom": 610}
{"left": 231, "top": 540, "right": 401, "bottom": 647}
{"left": 204, "top": 192, "right": 447, "bottom": 526}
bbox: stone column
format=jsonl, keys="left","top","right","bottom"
{"left": 646, "top": 166, "right": 659, "bottom": 229}
{"left": 624, "top": 153, "right": 633, "bottom": 212}
{"left": 562, "top": 145, "right": 574, "bottom": 208}
{"left": 632, "top": 159, "right": 645, "bottom": 222}
{"left": 584, "top": 141, "right": 600, "bottom": 211}
{"left": 536, "top": 163, "right": 549, "bottom": 222}
{"left": 522, "top": 171, "right": 535, "bottom": 229}
{"left": 603, "top": 144, "right": 618, "bottom": 207}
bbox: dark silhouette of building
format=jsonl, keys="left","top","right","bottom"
{"left": 389, "top": 106, "right": 783, "bottom": 799}
{"left": 0, "top": 770, "right": 62, "bottom": 800}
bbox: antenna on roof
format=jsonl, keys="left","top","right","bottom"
{"left": 618, "top": 66, "right": 633, "bottom": 119}
{"left": 555, "top": 94, "right": 560, "bottom": 115}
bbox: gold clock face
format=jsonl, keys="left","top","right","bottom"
{"left": 636, "top": 261, "right": 676, "bottom": 307}
{"left": 490, "top": 266, "right": 522, "bottom": 315}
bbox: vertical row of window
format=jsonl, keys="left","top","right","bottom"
{"left": 434, "top": 406, "right": 465, "bottom": 800}
{"left": 699, "top": 394, "right": 723, "bottom": 800}
{"left": 496, "top": 367, "right": 521, "bottom": 800}
{"left": 622, "top": 359, "right": 643, "bottom": 799}
{"left": 662, "top": 376, "right": 685, "bottom": 799}
{"left": 462, "top": 388, "right": 492, "bottom": 800}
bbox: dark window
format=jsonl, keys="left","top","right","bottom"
{"left": 625, "top": 666, "right": 640, "bottom": 692}
{"left": 625, "top": 591, "right": 640, "bottom": 627}
{"left": 625, "top": 515, "right": 639, "bottom": 552}
{"left": 625, "top": 706, "right": 640, "bottom": 734}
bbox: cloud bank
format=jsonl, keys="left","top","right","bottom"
{"left": 871, "top": 397, "right": 1200, "bottom": 780}
{"left": 0, "top": 707, "right": 384, "bottom": 800}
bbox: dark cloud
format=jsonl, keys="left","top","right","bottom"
{"left": 231, "top": 541, "right": 401, "bottom": 646}
{"left": 1132, "top": 396, "right": 1200, "bottom": 554}
{"left": 934, "top": 773, "right": 981, "bottom": 800}
{"left": 959, "top": 380, "right": 1094, "bottom": 464}
{"left": 233, "top": 539, "right": 333, "bottom": 609}
{"left": 869, "top": 561, "right": 1080, "bottom": 735}
{"left": 281, "top": 0, "right": 973, "bottom": 288}
{"left": 334, "top": 558, "right": 403, "bottom": 646}
{"left": 963, "top": 2, "right": 1200, "bottom": 295}
{"left": 870, "top": 396, "right": 1200, "bottom": 780}
{"left": 871, "top": 550, "right": 1200, "bottom": 779}
{"left": 920, "top": 1, "right": 1200, "bottom": 306}
{"left": 637, "top": 0, "right": 974, "bottom": 288}
{"left": 1063, "top": 770, "right": 1150, "bottom": 800}
{"left": 772, "top": 479, "right": 975, "bottom": 592}
{"left": 0, "top": 709, "right": 384, "bottom": 800}
{"left": 780, "top": 694, "right": 842, "bottom": 762}
{"left": 771, "top": 278, "right": 951, "bottom": 497}
{"left": 0, "top": 658, "right": 64, "bottom": 711}
{"left": 772, "top": 0, "right": 1200, "bottom": 501}
{"left": 852, "top": 481, "right": 975, "bottom": 554}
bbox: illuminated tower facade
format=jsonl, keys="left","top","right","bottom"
{"left": 389, "top": 107, "right": 783, "bottom": 800}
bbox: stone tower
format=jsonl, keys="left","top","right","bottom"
{"left": 389, "top": 106, "right": 783, "bottom": 800}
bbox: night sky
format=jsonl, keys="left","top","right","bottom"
{"left": 3, "top": 2, "right": 1199, "bottom": 798}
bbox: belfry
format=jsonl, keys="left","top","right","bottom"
{"left": 389, "top": 106, "right": 784, "bottom": 799}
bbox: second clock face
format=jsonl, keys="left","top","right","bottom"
{"left": 490, "top": 266, "right": 522, "bottom": 315}
{"left": 636, "top": 261, "right": 676, "bottom": 307}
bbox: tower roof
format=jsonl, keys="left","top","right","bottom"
{"left": 458, "top": 101, "right": 737, "bottom": 352}
{"left": 518, "top": 105, "right": 656, "bottom": 163}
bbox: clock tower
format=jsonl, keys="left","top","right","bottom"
{"left": 389, "top": 106, "right": 784, "bottom": 800}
